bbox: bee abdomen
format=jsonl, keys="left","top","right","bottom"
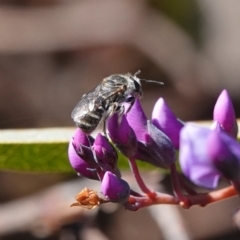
{"left": 76, "top": 108, "right": 104, "bottom": 134}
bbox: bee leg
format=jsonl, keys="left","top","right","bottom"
{"left": 103, "top": 102, "right": 120, "bottom": 136}
{"left": 117, "top": 104, "right": 125, "bottom": 116}
{"left": 111, "top": 103, "right": 126, "bottom": 126}
{"left": 117, "top": 105, "right": 125, "bottom": 126}
{"left": 125, "top": 97, "right": 135, "bottom": 115}
{"left": 103, "top": 120, "right": 107, "bottom": 136}
{"left": 110, "top": 102, "right": 120, "bottom": 116}
{"left": 102, "top": 105, "right": 114, "bottom": 136}
{"left": 84, "top": 135, "right": 102, "bottom": 170}
{"left": 84, "top": 134, "right": 100, "bottom": 167}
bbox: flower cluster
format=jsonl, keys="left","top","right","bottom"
{"left": 68, "top": 89, "right": 239, "bottom": 210}
{"left": 179, "top": 90, "right": 239, "bottom": 190}
{"left": 68, "top": 129, "right": 130, "bottom": 204}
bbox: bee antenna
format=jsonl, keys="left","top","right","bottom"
{"left": 133, "top": 70, "right": 163, "bottom": 85}
{"left": 134, "top": 70, "right": 141, "bottom": 76}
{"left": 140, "top": 78, "right": 164, "bottom": 85}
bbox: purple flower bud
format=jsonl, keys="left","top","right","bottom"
{"left": 107, "top": 113, "right": 137, "bottom": 158}
{"left": 207, "top": 130, "right": 240, "bottom": 182}
{"left": 126, "top": 99, "right": 148, "bottom": 142}
{"left": 68, "top": 139, "right": 98, "bottom": 180}
{"left": 179, "top": 124, "right": 221, "bottom": 189}
{"left": 71, "top": 128, "right": 97, "bottom": 168}
{"left": 126, "top": 99, "right": 175, "bottom": 168}
{"left": 101, "top": 171, "right": 130, "bottom": 203}
{"left": 72, "top": 128, "right": 93, "bottom": 148}
{"left": 68, "top": 129, "right": 102, "bottom": 180}
{"left": 92, "top": 133, "right": 118, "bottom": 172}
{"left": 213, "top": 89, "right": 238, "bottom": 138}
{"left": 152, "top": 98, "right": 184, "bottom": 149}
{"left": 135, "top": 121, "right": 175, "bottom": 168}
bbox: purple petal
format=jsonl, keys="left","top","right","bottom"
{"left": 72, "top": 128, "right": 91, "bottom": 148}
{"left": 126, "top": 99, "right": 148, "bottom": 142}
{"left": 207, "top": 130, "right": 240, "bottom": 181}
{"left": 107, "top": 113, "right": 137, "bottom": 158}
{"left": 101, "top": 171, "right": 130, "bottom": 203}
{"left": 179, "top": 124, "right": 220, "bottom": 189}
{"left": 93, "top": 133, "right": 118, "bottom": 172}
{"left": 213, "top": 89, "right": 238, "bottom": 138}
{"left": 152, "top": 98, "right": 184, "bottom": 149}
{"left": 134, "top": 121, "right": 175, "bottom": 168}
{"left": 68, "top": 141, "right": 98, "bottom": 180}
{"left": 71, "top": 128, "right": 97, "bottom": 168}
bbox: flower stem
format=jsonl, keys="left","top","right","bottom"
{"left": 124, "top": 185, "right": 237, "bottom": 211}
{"left": 187, "top": 185, "right": 237, "bottom": 206}
{"left": 170, "top": 163, "right": 191, "bottom": 208}
{"left": 128, "top": 157, "right": 156, "bottom": 199}
{"left": 125, "top": 193, "right": 179, "bottom": 211}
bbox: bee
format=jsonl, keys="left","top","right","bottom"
{"left": 71, "top": 70, "right": 162, "bottom": 134}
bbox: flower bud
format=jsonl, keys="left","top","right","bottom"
{"left": 101, "top": 171, "right": 130, "bottom": 203}
{"left": 71, "top": 128, "right": 97, "bottom": 168}
{"left": 213, "top": 89, "right": 238, "bottom": 138}
{"left": 107, "top": 113, "right": 137, "bottom": 158}
{"left": 126, "top": 99, "right": 148, "bottom": 142}
{"left": 152, "top": 98, "right": 184, "bottom": 149}
{"left": 126, "top": 99, "right": 175, "bottom": 168}
{"left": 135, "top": 121, "right": 175, "bottom": 168}
{"left": 92, "top": 133, "right": 118, "bottom": 172}
{"left": 68, "top": 140, "right": 98, "bottom": 180}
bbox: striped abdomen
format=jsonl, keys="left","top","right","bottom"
{"left": 76, "top": 107, "right": 104, "bottom": 134}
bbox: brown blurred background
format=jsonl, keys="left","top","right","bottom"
{"left": 0, "top": 0, "right": 240, "bottom": 239}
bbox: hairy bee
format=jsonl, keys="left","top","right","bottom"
{"left": 71, "top": 71, "right": 162, "bottom": 134}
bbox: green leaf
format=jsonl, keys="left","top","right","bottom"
{"left": 0, "top": 128, "right": 74, "bottom": 172}
{"left": 0, "top": 128, "right": 155, "bottom": 172}
{"left": 0, "top": 121, "right": 239, "bottom": 172}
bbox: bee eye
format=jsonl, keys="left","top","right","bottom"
{"left": 133, "top": 80, "right": 141, "bottom": 92}
{"left": 124, "top": 96, "right": 134, "bottom": 103}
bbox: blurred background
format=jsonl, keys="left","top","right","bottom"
{"left": 0, "top": 0, "right": 240, "bottom": 239}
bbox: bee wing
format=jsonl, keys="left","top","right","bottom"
{"left": 71, "top": 85, "right": 102, "bottom": 120}
{"left": 71, "top": 81, "right": 125, "bottom": 121}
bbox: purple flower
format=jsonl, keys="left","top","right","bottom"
{"left": 126, "top": 99, "right": 175, "bottom": 168}
{"left": 107, "top": 113, "right": 137, "bottom": 158}
{"left": 101, "top": 171, "right": 130, "bottom": 203}
{"left": 207, "top": 130, "right": 240, "bottom": 183}
{"left": 213, "top": 89, "right": 238, "bottom": 138}
{"left": 135, "top": 121, "right": 175, "bottom": 168}
{"left": 152, "top": 98, "right": 184, "bottom": 149}
{"left": 179, "top": 124, "right": 221, "bottom": 189}
{"left": 92, "top": 133, "right": 118, "bottom": 172}
{"left": 70, "top": 128, "right": 97, "bottom": 167}
{"left": 126, "top": 99, "right": 148, "bottom": 142}
{"left": 68, "top": 129, "right": 98, "bottom": 180}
